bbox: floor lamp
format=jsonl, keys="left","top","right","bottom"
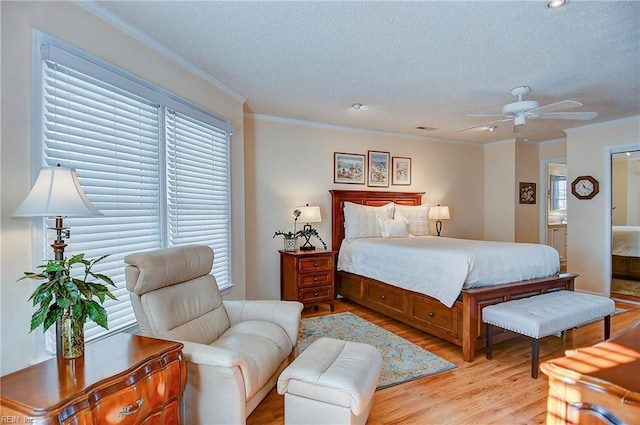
{"left": 13, "top": 164, "right": 102, "bottom": 354}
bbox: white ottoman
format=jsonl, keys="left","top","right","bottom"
{"left": 277, "top": 337, "right": 383, "bottom": 425}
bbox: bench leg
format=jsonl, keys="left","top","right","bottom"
{"left": 486, "top": 323, "right": 493, "bottom": 359}
{"left": 531, "top": 338, "right": 539, "bottom": 379}
{"left": 604, "top": 315, "right": 611, "bottom": 340}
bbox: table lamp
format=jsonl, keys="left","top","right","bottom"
{"left": 429, "top": 205, "right": 450, "bottom": 237}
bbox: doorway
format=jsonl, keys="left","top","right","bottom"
{"left": 611, "top": 150, "right": 640, "bottom": 302}
{"left": 541, "top": 159, "right": 567, "bottom": 272}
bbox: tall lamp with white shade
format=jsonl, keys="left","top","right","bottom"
{"left": 12, "top": 164, "right": 102, "bottom": 354}
{"left": 295, "top": 205, "right": 322, "bottom": 250}
{"left": 429, "top": 205, "right": 450, "bottom": 237}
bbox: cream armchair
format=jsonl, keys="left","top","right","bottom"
{"left": 124, "top": 245, "right": 303, "bottom": 425}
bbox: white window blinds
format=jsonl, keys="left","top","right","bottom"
{"left": 38, "top": 36, "right": 233, "bottom": 342}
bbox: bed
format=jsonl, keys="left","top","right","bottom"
{"left": 612, "top": 225, "right": 640, "bottom": 280}
{"left": 329, "top": 189, "right": 576, "bottom": 362}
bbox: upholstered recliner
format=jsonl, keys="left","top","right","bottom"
{"left": 124, "top": 244, "right": 304, "bottom": 425}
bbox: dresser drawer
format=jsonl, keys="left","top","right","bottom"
{"left": 299, "top": 286, "right": 333, "bottom": 303}
{"left": 364, "top": 280, "right": 406, "bottom": 315}
{"left": 298, "top": 271, "right": 333, "bottom": 288}
{"left": 337, "top": 274, "right": 363, "bottom": 300}
{"left": 93, "top": 359, "right": 182, "bottom": 424}
{"left": 409, "top": 295, "right": 459, "bottom": 337}
{"left": 299, "top": 256, "right": 333, "bottom": 273}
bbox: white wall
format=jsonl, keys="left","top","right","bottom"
{"left": 484, "top": 140, "right": 516, "bottom": 241}
{"left": 565, "top": 116, "right": 640, "bottom": 294}
{"left": 1, "top": 1, "right": 245, "bottom": 375}
{"left": 244, "top": 116, "right": 485, "bottom": 300}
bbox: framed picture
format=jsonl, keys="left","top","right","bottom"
{"left": 334, "top": 152, "right": 366, "bottom": 184}
{"left": 392, "top": 157, "right": 411, "bottom": 185}
{"left": 367, "top": 151, "right": 390, "bottom": 187}
{"left": 519, "top": 182, "right": 536, "bottom": 204}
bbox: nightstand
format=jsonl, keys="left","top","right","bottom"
{"left": 1, "top": 333, "right": 186, "bottom": 424}
{"left": 280, "top": 249, "right": 337, "bottom": 311}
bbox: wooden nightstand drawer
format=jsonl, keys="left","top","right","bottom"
{"left": 299, "top": 256, "right": 333, "bottom": 272}
{"left": 280, "top": 250, "right": 337, "bottom": 311}
{"left": 299, "top": 286, "right": 333, "bottom": 303}
{"left": 298, "top": 271, "right": 333, "bottom": 287}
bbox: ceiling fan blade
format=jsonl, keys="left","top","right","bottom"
{"left": 454, "top": 118, "right": 512, "bottom": 133}
{"left": 535, "top": 111, "right": 598, "bottom": 120}
{"left": 529, "top": 100, "right": 582, "bottom": 114}
{"left": 465, "top": 113, "right": 505, "bottom": 118}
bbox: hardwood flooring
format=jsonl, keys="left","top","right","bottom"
{"left": 248, "top": 298, "right": 640, "bottom": 425}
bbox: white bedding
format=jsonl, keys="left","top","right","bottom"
{"left": 337, "top": 236, "right": 560, "bottom": 308}
{"left": 613, "top": 226, "right": 640, "bottom": 257}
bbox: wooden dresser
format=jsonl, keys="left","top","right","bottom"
{"left": 540, "top": 320, "right": 640, "bottom": 425}
{"left": 1, "top": 333, "right": 186, "bottom": 424}
{"left": 280, "top": 249, "right": 337, "bottom": 311}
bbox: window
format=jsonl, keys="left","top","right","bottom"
{"left": 550, "top": 175, "right": 567, "bottom": 211}
{"left": 36, "top": 33, "right": 233, "bottom": 343}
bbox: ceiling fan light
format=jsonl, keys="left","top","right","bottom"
{"left": 547, "top": 0, "right": 568, "bottom": 9}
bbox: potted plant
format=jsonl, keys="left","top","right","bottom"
{"left": 274, "top": 209, "right": 302, "bottom": 251}
{"left": 19, "top": 253, "right": 117, "bottom": 359}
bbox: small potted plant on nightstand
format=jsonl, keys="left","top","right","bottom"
{"left": 19, "top": 253, "right": 117, "bottom": 359}
{"left": 274, "top": 209, "right": 302, "bottom": 251}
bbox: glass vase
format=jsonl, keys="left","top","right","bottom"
{"left": 61, "top": 312, "right": 84, "bottom": 359}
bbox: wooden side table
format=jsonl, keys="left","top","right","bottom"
{"left": 280, "top": 249, "right": 337, "bottom": 311}
{"left": 1, "top": 333, "right": 186, "bottom": 424}
{"left": 540, "top": 320, "right": 640, "bottom": 425}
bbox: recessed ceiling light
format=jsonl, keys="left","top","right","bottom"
{"left": 547, "top": 0, "right": 568, "bottom": 9}
{"left": 488, "top": 126, "right": 497, "bottom": 132}
{"left": 352, "top": 103, "right": 362, "bottom": 111}
{"left": 415, "top": 126, "right": 438, "bottom": 131}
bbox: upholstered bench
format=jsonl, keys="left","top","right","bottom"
{"left": 482, "top": 290, "right": 615, "bottom": 378}
{"left": 277, "top": 337, "right": 383, "bottom": 425}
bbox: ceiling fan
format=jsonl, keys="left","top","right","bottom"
{"left": 455, "top": 86, "right": 598, "bottom": 133}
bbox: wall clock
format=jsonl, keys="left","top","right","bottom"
{"left": 571, "top": 175, "right": 599, "bottom": 200}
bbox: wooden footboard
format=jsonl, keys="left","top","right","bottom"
{"left": 337, "top": 271, "right": 576, "bottom": 362}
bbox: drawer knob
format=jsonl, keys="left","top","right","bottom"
{"left": 313, "top": 262, "right": 319, "bottom": 267}
{"left": 428, "top": 312, "right": 434, "bottom": 317}
{"left": 346, "top": 283, "right": 351, "bottom": 287}
{"left": 381, "top": 295, "right": 386, "bottom": 300}
{"left": 313, "top": 277, "right": 318, "bottom": 282}
{"left": 314, "top": 292, "right": 318, "bottom": 297}
{"left": 119, "top": 397, "right": 144, "bottom": 417}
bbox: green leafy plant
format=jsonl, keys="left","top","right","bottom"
{"left": 19, "top": 254, "right": 117, "bottom": 332}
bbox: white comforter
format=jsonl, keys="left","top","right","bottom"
{"left": 338, "top": 236, "right": 560, "bottom": 308}
{"left": 613, "top": 226, "right": 640, "bottom": 257}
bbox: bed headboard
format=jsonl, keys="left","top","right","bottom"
{"left": 329, "top": 190, "right": 425, "bottom": 251}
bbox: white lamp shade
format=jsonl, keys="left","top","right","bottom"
{"left": 428, "top": 205, "right": 450, "bottom": 220}
{"left": 12, "top": 165, "right": 102, "bottom": 217}
{"left": 296, "top": 205, "right": 322, "bottom": 223}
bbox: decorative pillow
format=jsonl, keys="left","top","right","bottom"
{"left": 343, "top": 202, "right": 394, "bottom": 241}
{"left": 394, "top": 203, "right": 431, "bottom": 236}
{"left": 378, "top": 217, "right": 409, "bottom": 238}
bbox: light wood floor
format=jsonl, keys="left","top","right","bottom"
{"left": 248, "top": 298, "right": 640, "bottom": 425}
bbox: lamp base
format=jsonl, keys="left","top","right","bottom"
{"left": 435, "top": 220, "right": 443, "bottom": 237}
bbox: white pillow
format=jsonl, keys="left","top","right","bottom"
{"left": 394, "top": 203, "right": 431, "bottom": 236}
{"left": 378, "top": 217, "right": 409, "bottom": 238}
{"left": 343, "top": 202, "right": 394, "bottom": 241}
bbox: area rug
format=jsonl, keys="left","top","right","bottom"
{"left": 298, "top": 312, "right": 456, "bottom": 389}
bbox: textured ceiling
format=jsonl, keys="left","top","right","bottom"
{"left": 91, "top": 1, "right": 640, "bottom": 144}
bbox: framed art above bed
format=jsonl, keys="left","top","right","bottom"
{"left": 329, "top": 189, "right": 576, "bottom": 362}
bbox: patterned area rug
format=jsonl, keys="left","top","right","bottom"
{"left": 298, "top": 312, "right": 456, "bottom": 389}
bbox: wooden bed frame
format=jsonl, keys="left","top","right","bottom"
{"left": 329, "top": 189, "right": 576, "bottom": 362}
